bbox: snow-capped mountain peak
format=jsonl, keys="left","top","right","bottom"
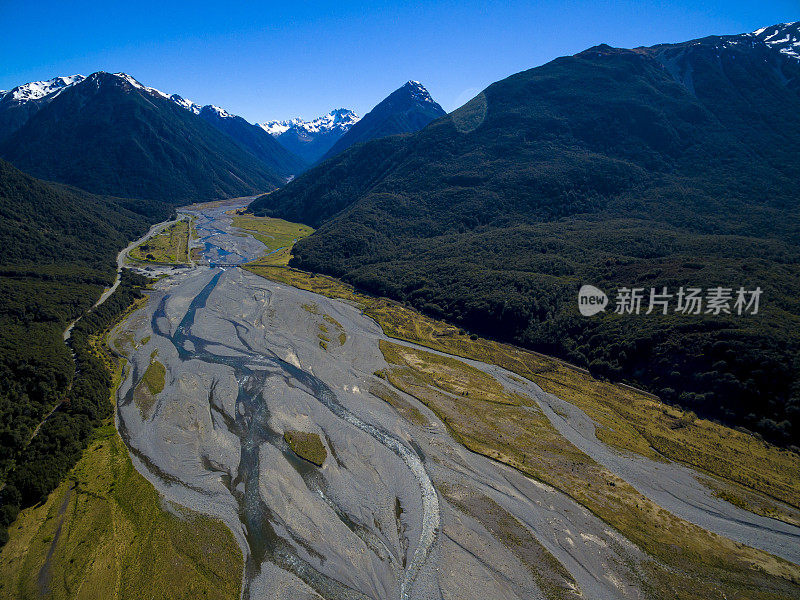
{"left": 169, "top": 94, "right": 202, "bottom": 114}
{"left": 261, "top": 120, "right": 291, "bottom": 135}
{"left": 0, "top": 74, "right": 85, "bottom": 103}
{"left": 108, "top": 72, "right": 173, "bottom": 100}
{"left": 750, "top": 22, "right": 800, "bottom": 60}
{"left": 403, "top": 80, "right": 436, "bottom": 105}
{"left": 260, "top": 109, "right": 360, "bottom": 163}
{"left": 260, "top": 108, "right": 360, "bottom": 137}
{"left": 205, "top": 104, "right": 233, "bottom": 119}
{"left": 1, "top": 71, "right": 253, "bottom": 133}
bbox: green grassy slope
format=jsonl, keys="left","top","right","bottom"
{"left": 0, "top": 428, "right": 243, "bottom": 600}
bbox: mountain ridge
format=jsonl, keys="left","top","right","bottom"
{"left": 0, "top": 71, "right": 285, "bottom": 203}
{"left": 318, "top": 80, "right": 446, "bottom": 162}
{"left": 261, "top": 109, "right": 360, "bottom": 164}
{"left": 0, "top": 72, "right": 307, "bottom": 180}
{"left": 750, "top": 21, "right": 800, "bottom": 60}
{"left": 197, "top": 104, "right": 307, "bottom": 177}
{"left": 249, "top": 22, "right": 800, "bottom": 446}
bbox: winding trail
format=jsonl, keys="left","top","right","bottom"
{"left": 24, "top": 216, "right": 184, "bottom": 449}
{"left": 62, "top": 216, "right": 183, "bottom": 342}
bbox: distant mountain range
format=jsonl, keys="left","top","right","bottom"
{"left": 250, "top": 22, "right": 800, "bottom": 446}
{"left": 196, "top": 104, "right": 307, "bottom": 178}
{"left": 261, "top": 109, "right": 360, "bottom": 163}
{"left": 0, "top": 74, "right": 447, "bottom": 194}
{"left": 319, "top": 81, "right": 445, "bottom": 162}
{"left": 261, "top": 81, "right": 446, "bottom": 166}
{"left": 0, "top": 72, "right": 304, "bottom": 203}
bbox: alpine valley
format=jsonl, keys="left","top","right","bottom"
{"left": 250, "top": 22, "right": 800, "bottom": 448}
{"left": 0, "top": 17, "right": 799, "bottom": 600}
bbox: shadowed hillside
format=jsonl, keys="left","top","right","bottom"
{"left": 0, "top": 159, "right": 161, "bottom": 544}
{"left": 319, "top": 81, "right": 446, "bottom": 162}
{"left": 251, "top": 27, "right": 800, "bottom": 446}
{"left": 0, "top": 72, "right": 282, "bottom": 203}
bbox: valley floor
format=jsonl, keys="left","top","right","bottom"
{"left": 3, "top": 202, "right": 799, "bottom": 600}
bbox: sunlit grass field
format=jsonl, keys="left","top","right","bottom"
{"left": 232, "top": 214, "right": 313, "bottom": 252}
{"left": 128, "top": 220, "right": 191, "bottom": 264}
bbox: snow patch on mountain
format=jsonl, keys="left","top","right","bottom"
{"left": 0, "top": 74, "right": 86, "bottom": 103}
{"left": 107, "top": 73, "right": 215, "bottom": 116}
{"left": 261, "top": 108, "right": 360, "bottom": 137}
{"left": 109, "top": 74, "right": 234, "bottom": 119}
{"left": 107, "top": 72, "right": 176, "bottom": 100}
{"left": 261, "top": 121, "right": 290, "bottom": 135}
{"left": 205, "top": 104, "right": 233, "bottom": 118}
{"left": 750, "top": 22, "right": 800, "bottom": 60}
{"left": 404, "top": 80, "right": 437, "bottom": 105}
{"left": 169, "top": 94, "right": 202, "bottom": 114}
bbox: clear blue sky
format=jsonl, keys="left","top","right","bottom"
{"left": 1, "top": 1, "right": 797, "bottom": 123}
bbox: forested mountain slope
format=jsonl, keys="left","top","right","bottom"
{"left": 0, "top": 159, "right": 160, "bottom": 542}
{"left": 0, "top": 72, "right": 282, "bottom": 203}
{"left": 250, "top": 27, "right": 800, "bottom": 445}
{"left": 319, "top": 81, "right": 446, "bottom": 162}
{"left": 197, "top": 104, "right": 307, "bottom": 177}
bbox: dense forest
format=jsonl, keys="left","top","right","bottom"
{"left": 0, "top": 270, "right": 149, "bottom": 545}
{"left": 0, "top": 160, "right": 159, "bottom": 545}
{"left": 251, "top": 36, "right": 800, "bottom": 446}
